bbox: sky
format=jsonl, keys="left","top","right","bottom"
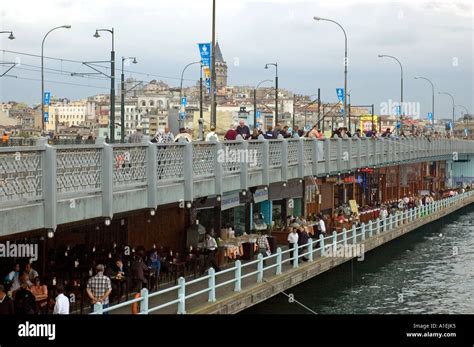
{"left": 0, "top": 0, "right": 472, "bottom": 119}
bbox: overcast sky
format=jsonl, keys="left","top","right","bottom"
{"left": 0, "top": 0, "right": 472, "bottom": 118}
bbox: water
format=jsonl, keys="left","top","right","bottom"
{"left": 243, "top": 204, "right": 474, "bottom": 314}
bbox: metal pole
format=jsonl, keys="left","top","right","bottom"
{"left": 317, "top": 88, "right": 321, "bottom": 130}
{"left": 371, "top": 104, "right": 374, "bottom": 131}
{"left": 254, "top": 88, "right": 257, "bottom": 129}
{"left": 378, "top": 55, "right": 403, "bottom": 134}
{"left": 110, "top": 33, "right": 115, "bottom": 143}
{"left": 210, "top": 0, "right": 217, "bottom": 127}
{"left": 120, "top": 58, "right": 125, "bottom": 142}
{"left": 414, "top": 76, "right": 435, "bottom": 128}
{"left": 293, "top": 94, "right": 296, "bottom": 129}
{"left": 199, "top": 64, "right": 203, "bottom": 140}
{"left": 275, "top": 65, "right": 279, "bottom": 125}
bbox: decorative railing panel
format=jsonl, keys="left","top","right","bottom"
{"left": 113, "top": 145, "right": 147, "bottom": 188}
{"left": 287, "top": 140, "right": 299, "bottom": 166}
{"left": 156, "top": 144, "right": 185, "bottom": 184}
{"left": 221, "top": 142, "right": 242, "bottom": 175}
{"left": 268, "top": 141, "right": 282, "bottom": 168}
{"left": 193, "top": 143, "right": 215, "bottom": 178}
{"left": 247, "top": 141, "right": 263, "bottom": 170}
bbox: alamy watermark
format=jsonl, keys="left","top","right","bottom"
{"left": 0, "top": 241, "right": 38, "bottom": 261}
{"left": 217, "top": 147, "right": 258, "bottom": 167}
{"left": 380, "top": 99, "right": 420, "bottom": 118}
{"left": 324, "top": 243, "right": 365, "bottom": 261}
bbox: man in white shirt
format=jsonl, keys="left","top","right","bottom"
{"left": 318, "top": 216, "right": 326, "bottom": 235}
{"left": 205, "top": 233, "right": 220, "bottom": 272}
{"left": 53, "top": 284, "right": 70, "bottom": 314}
{"left": 287, "top": 228, "right": 299, "bottom": 265}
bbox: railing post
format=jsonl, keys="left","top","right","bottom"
{"left": 261, "top": 137, "right": 270, "bottom": 186}
{"left": 308, "top": 239, "right": 313, "bottom": 262}
{"left": 319, "top": 234, "right": 325, "bottom": 257}
{"left": 43, "top": 141, "right": 57, "bottom": 232}
{"left": 352, "top": 224, "right": 357, "bottom": 244}
{"left": 293, "top": 243, "right": 299, "bottom": 268}
{"left": 332, "top": 231, "right": 338, "bottom": 254}
{"left": 376, "top": 218, "right": 381, "bottom": 234}
{"left": 324, "top": 139, "right": 330, "bottom": 174}
{"left": 93, "top": 302, "right": 103, "bottom": 314}
{"left": 183, "top": 141, "right": 194, "bottom": 202}
{"left": 177, "top": 277, "right": 186, "bottom": 314}
{"left": 361, "top": 223, "right": 366, "bottom": 241}
{"left": 368, "top": 220, "right": 373, "bottom": 238}
{"left": 276, "top": 247, "right": 282, "bottom": 275}
{"left": 234, "top": 260, "right": 242, "bottom": 292}
{"left": 102, "top": 141, "right": 114, "bottom": 220}
{"left": 208, "top": 268, "right": 216, "bottom": 302}
{"left": 147, "top": 142, "right": 158, "bottom": 209}
{"left": 257, "top": 253, "right": 264, "bottom": 282}
{"left": 140, "top": 287, "right": 149, "bottom": 314}
{"left": 336, "top": 137, "right": 342, "bottom": 173}
{"left": 239, "top": 137, "right": 249, "bottom": 191}
{"left": 281, "top": 137, "right": 288, "bottom": 183}
{"left": 297, "top": 138, "right": 305, "bottom": 179}
{"left": 342, "top": 227, "right": 347, "bottom": 245}
{"left": 383, "top": 216, "right": 388, "bottom": 232}
{"left": 214, "top": 141, "right": 224, "bottom": 197}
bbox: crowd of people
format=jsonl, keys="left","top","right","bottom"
{"left": 119, "top": 119, "right": 456, "bottom": 145}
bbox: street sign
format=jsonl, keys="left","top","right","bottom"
{"left": 396, "top": 105, "right": 401, "bottom": 115}
{"left": 181, "top": 97, "right": 187, "bottom": 107}
{"left": 336, "top": 88, "right": 344, "bottom": 102}
{"left": 396, "top": 121, "right": 401, "bottom": 129}
{"left": 179, "top": 112, "right": 186, "bottom": 121}
{"left": 427, "top": 112, "right": 433, "bottom": 121}
{"left": 198, "top": 43, "right": 211, "bottom": 67}
{"left": 256, "top": 110, "right": 261, "bottom": 119}
{"left": 43, "top": 92, "right": 51, "bottom": 122}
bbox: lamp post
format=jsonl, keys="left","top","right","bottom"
{"left": 414, "top": 76, "right": 435, "bottom": 128}
{"left": 254, "top": 79, "right": 273, "bottom": 129}
{"left": 264, "top": 63, "right": 278, "bottom": 125}
{"left": 0, "top": 31, "right": 15, "bottom": 40}
{"left": 41, "top": 25, "right": 71, "bottom": 134}
{"left": 314, "top": 16, "right": 347, "bottom": 127}
{"left": 456, "top": 104, "right": 469, "bottom": 115}
{"left": 210, "top": 0, "right": 217, "bottom": 128}
{"left": 378, "top": 54, "right": 403, "bottom": 133}
{"left": 179, "top": 61, "right": 202, "bottom": 129}
{"left": 121, "top": 57, "right": 137, "bottom": 142}
{"left": 438, "top": 91, "right": 455, "bottom": 134}
{"left": 94, "top": 28, "right": 115, "bottom": 142}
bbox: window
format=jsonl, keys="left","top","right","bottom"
{"left": 141, "top": 101, "right": 146, "bottom": 106}
{"left": 149, "top": 101, "right": 154, "bottom": 107}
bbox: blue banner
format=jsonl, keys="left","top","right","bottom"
{"left": 181, "top": 97, "right": 187, "bottom": 107}
{"left": 198, "top": 43, "right": 211, "bottom": 67}
{"left": 336, "top": 88, "right": 344, "bottom": 102}
{"left": 427, "top": 112, "right": 433, "bottom": 121}
{"left": 43, "top": 91, "right": 51, "bottom": 122}
{"left": 43, "top": 92, "right": 51, "bottom": 106}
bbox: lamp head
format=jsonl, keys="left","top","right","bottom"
{"left": 93, "top": 30, "right": 100, "bottom": 38}
{"left": 313, "top": 16, "right": 322, "bottom": 21}
{"left": 264, "top": 64, "right": 269, "bottom": 69}
{"left": 8, "top": 32, "right": 15, "bottom": 40}
{"left": 132, "top": 58, "right": 138, "bottom": 64}
{"left": 63, "top": 25, "right": 72, "bottom": 29}
{"left": 377, "top": 54, "right": 383, "bottom": 58}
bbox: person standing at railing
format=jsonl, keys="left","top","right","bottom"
{"left": 288, "top": 228, "right": 299, "bottom": 266}
{"left": 205, "top": 126, "right": 220, "bottom": 142}
{"left": 225, "top": 124, "right": 238, "bottom": 140}
{"left": 86, "top": 264, "right": 112, "bottom": 313}
{"left": 256, "top": 232, "right": 271, "bottom": 262}
{"left": 128, "top": 125, "right": 144, "bottom": 144}
{"left": 236, "top": 119, "right": 251, "bottom": 140}
{"left": 297, "top": 227, "right": 309, "bottom": 262}
{"left": 205, "top": 233, "right": 220, "bottom": 272}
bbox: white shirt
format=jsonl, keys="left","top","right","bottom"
{"left": 288, "top": 232, "right": 299, "bottom": 244}
{"left": 54, "top": 293, "right": 70, "bottom": 314}
{"left": 318, "top": 219, "right": 326, "bottom": 233}
{"left": 205, "top": 132, "right": 219, "bottom": 142}
{"left": 206, "top": 237, "right": 218, "bottom": 251}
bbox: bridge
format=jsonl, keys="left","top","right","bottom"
{"left": 0, "top": 136, "right": 472, "bottom": 237}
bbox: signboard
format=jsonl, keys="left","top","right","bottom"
{"left": 349, "top": 200, "right": 359, "bottom": 213}
{"left": 256, "top": 110, "right": 261, "bottom": 119}
{"left": 427, "top": 112, "right": 433, "bottom": 121}
{"left": 179, "top": 112, "right": 186, "bottom": 121}
{"left": 221, "top": 191, "right": 241, "bottom": 211}
{"left": 43, "top": 91, "right": 51, "bottom": 122}
{"left": 253, "top": 188, "right": 268, "bottom": 203}
{"left": 198, "top": 43, "right": 212, "bottom": 93}
{"left": 336, "top": 88, "right": 344, "bottom": 102}
{"left": 359, "top": 115, "right": 378, "bottom": 132}
{"left": 181, "top": 97, "right": 187, "bottom": 107}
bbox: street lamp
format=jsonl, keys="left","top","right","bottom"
{"left": 264, "top": 63, "right": 278, "bottom": 125}
{"left": 0, "top": 31, "right": 15, "bottom": 40}
{"left": 438, "top": 91, "right": 455, "bottom": 133}
{"left": 93, "top": 28, "right": 115, "bottom": 142}
{"left": 254, "top": 79, "right": 273, "bottom": 129}
{"left": 378, "top": 54, "right": 403, "bottom": 133}
{"left": 414, "top": 76, "right": 435, "bottom": 128}
{"left": 41, "top": 25, "right": 71, "bottom": 134}
{"left": 456, "top": 104, "right": 469, "bottom": 116}
{"left": 314, "top": 16, "right": 348, "bottom": 127}
{"left": 179, "top": 61, "right": 202, "bottom": 129}
{"left": 121, "top": 57, "right": 137, "bottom": 142}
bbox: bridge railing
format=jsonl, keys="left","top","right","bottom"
{"left": 91, "top": 190, "right": 474, "bottom": 314}
{"left": 0, "top": 136, "right": 472, "bottom": 235}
